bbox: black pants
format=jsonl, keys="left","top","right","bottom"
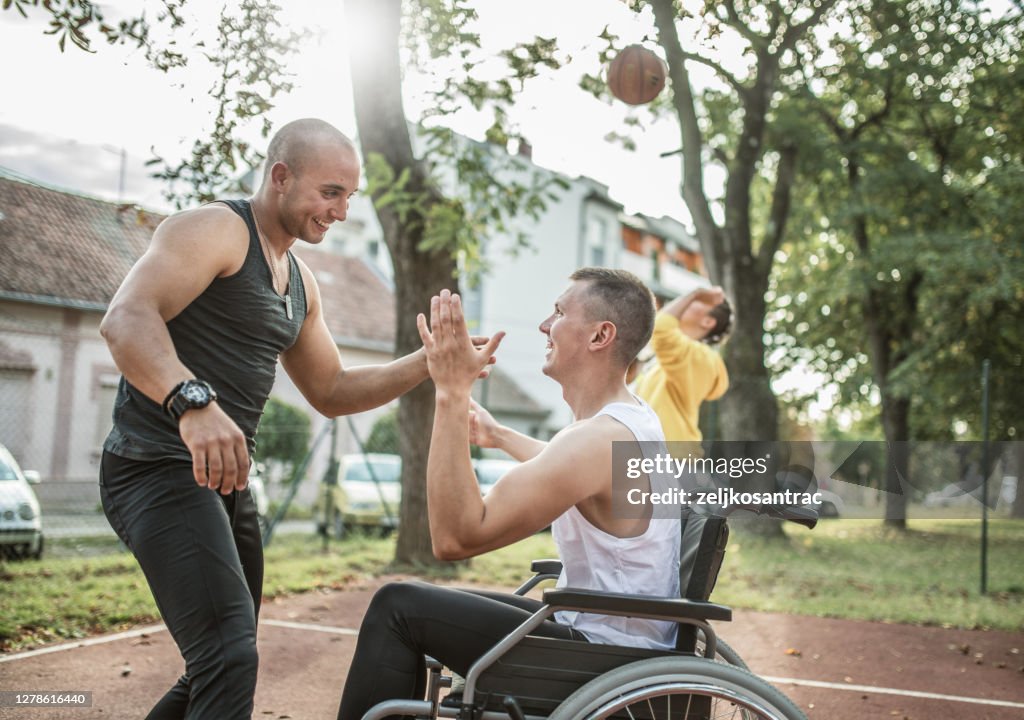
{"left": 337, "top": 581, "right": 586, "bottom": 720}
{"left": 100, "top": 451, "right": 263, "bottom": 720}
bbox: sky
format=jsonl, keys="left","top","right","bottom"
{"left": 0, "top": 0, "right": 707, "bottom": 219}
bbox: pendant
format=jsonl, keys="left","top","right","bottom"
{"left": 285, "top": 294, "right": 293, "bottom": 320}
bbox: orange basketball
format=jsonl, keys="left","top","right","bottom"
{"left": 607, "top": 45, "right": 668, "bottom": 105}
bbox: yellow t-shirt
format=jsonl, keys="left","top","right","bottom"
{"left": 634, "top": 312, "right": 729, "bottom": 441}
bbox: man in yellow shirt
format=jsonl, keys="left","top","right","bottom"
{"left": 633, "top": 286, "right": 731, "bottom": 441}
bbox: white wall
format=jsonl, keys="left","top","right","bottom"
{"left": 0, "top": 302, "right": 117, "bottom": 480}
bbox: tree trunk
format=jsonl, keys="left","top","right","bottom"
{"left": 348, "top": 0, "right": 458, "bottom": 566}
{"left": 649, "top": 0, "right": 799, "bottom": 539}
{"left": 1011, "top": 443, "right": 1024, "bottom": 519}
{"left": 880, "top": 394, "right": 910, "bottom": 530}
{"left": 719, "top": 268, "right": 777, "bottom": 442}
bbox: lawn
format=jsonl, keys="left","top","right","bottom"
{"left": 1, "top": 519, "right": 1021, "bottom": 652}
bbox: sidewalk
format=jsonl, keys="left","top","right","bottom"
{"left": 2, "top": 578, "right": 1022, "bottom": 719}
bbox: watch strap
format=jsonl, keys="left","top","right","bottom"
{"left": 162, "top": 380, "right": 189, "bottom": 417}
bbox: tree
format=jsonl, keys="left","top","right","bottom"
{"left": 5, "top": 1, "right": 297, "bottom": 206}
{"left": 364, "top": 409, "right": 400, "bottom": 455}
{"left": 574, "top": 0, "right": 833, "bottom": 536}
{"left": 767, "top": 0, "right": 1024, "bottom": 526}
{"left": 254, "top": 396, "right": 312, "bottom": 480}
{"left": 342, "top": 0, "right": 570, "bottom": 565}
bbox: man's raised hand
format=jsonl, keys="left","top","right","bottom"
{"left": 416, "top": 290, "right": 504, "bottom": 395}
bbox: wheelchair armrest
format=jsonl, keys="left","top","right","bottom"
{"left": 530, "top": 558, "right": 563, "bottom": 575}
{"left": 542, "top": 588, "right": 732, "bottom": 623}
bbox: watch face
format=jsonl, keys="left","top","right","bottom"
{"left": 182, "top": 383, "right": 209, "bottom": 403}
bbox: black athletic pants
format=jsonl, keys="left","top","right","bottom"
{"left": 337, "top": 581, "right": 587, "bottom": 720}
{"left": 100, "top": 451, "right": 263, "bottom": 720}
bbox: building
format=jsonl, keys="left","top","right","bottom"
{"left": 324, "top": 134, "right": 710, "bottom": 432}
{"left": 0, "top": 171, "right": 546, "bottom": 509}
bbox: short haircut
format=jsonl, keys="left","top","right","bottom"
{"left": 703, "top": 298, "right": 732, "bottom": 346}
{"left": 263, "top": 118, "right": 356, "bottom": 180}
{"left": 569, "top": 267, "right": 656, "bottom": 367}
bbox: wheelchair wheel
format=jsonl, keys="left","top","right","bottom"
{"left": 698, "top": 635, "right": 749, "bottom": 670}
{"left": 548, "top": 656, "right": 807, "bottom": 720}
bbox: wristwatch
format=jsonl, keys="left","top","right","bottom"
{"left": 164, "top": 379, "right": 217, "bottom": 421}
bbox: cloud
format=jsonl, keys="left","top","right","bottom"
{"left": 0, "top": 123, "right": 174, "bottom": 212}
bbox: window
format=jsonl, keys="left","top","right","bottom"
{"left": 586, "top": 217, "right": 607, "bottom": 267}
{"left": 94, "top": 373, "right": 121, "bottom": 450}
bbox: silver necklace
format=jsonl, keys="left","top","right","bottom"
{"left": 250, "top": 202, "right": 293, "bottom": 320}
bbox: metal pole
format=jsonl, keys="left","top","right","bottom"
{"left": 980, "top": 359, "right": 991, "bottom": 596}
{"left": 262, "top": 418, "right": 333, "bottom": 548}
{"left": 322, "top": 419, "right": 340, "bottom": 552}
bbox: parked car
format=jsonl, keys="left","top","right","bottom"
{"left": 0, "top": 443, "right": 44, "bottom": 560}
{"left": 321, "top": 453, "right": 402, "bottom": 538}
{"left": 319, "top": 454, "right": 518, "bottom": 538}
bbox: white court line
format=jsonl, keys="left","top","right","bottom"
{"left": 260, "top": 619, "right": 359, "bottom": 637}
{"left": 0, "top": 618, "right": 358, "bottom": 664}
{"left": 763, "top": 675, "right": 1024, "bottom": 709}
{"left": 0, "top": 624, "right": 167, "bottom": 664}
{"left": 3, "top": 620, "right": 1022, "bottom": 710}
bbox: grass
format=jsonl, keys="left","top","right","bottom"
{"left": 1, "top": 520, "right": 1021, "bottom": 652}
{"left": 715, "top": 519, "right": 1024, "bottom": 630}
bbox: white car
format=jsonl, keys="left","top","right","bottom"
{"left": 0, "top": 443, "right": 44, "bottom": 560}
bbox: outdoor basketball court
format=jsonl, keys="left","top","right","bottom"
{"left": 2, "top": 579, "right": 1022, "bottom": 719}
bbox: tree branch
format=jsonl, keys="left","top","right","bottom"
{"left": 757, "top": 141, "right": 799, "bottom": 282}
{"left": 649, "top": 0, "right": 724, "bottom": 281}
{"left": 779, "top": 0, "right": 840, "bottom": 54}
{"left": 723, "top": 0, "right": 767, "bottom": 50}
{"left": 677, "top": 49, "right": 748, "bottom": 96}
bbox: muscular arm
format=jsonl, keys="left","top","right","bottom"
{"left": 100, "top": 205, "right": 252, "bottom": 493}
{"left": 101, "top": 206, "right": 246, "bottom": 403}
{"left": 280, "top": 259, "right": 429, "bottom": 417}
{"left": 430, "top": 393, "right": 612, "bottom": 560}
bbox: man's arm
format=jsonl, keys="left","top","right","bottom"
{"left": 100, "top": 205, "right": 252, "bottom": 493}
{"left": 661, "top": 286, "right": 724, "bottom": 321}
{"left": 649, "top": 286, "right": 727, "bottom": 389}
{"left": 417, "top": 291, "right": 610, "bottom": 560}
{"left": 469, "top": 399, "right": 547, "bottom": 462}
{"left": 280, "top": 258, "right": 431, "bottom": 417}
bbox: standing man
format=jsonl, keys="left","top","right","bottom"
{"left": 337, "top": 269, "right": 680, "bottom": 718}
{"left": 633, "top": 286, "right": 731, "bottom": 441}
{"left": 99, "top": 119, "right": 430, "bottom": 719}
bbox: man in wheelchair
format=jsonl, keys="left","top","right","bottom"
{"left": 337, "top": 268, "right": 683, "bottom": 718}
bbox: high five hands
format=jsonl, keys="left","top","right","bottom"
{"left": 417, "top": 289, "right": 505, "bottom": 395}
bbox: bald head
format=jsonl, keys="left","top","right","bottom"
{"left": 263, "top": 118, "right": 356, "bottom": 182}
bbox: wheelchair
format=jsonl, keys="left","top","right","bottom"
{"left": 360, "top": 505, "right": 816, "bottom": 720}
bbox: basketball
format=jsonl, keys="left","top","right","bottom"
{"left": 607, "top": 45, "right": 668, "bottom": 106}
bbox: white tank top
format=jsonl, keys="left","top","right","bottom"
{"left": 552, "top": 397, "right": 681, "bottom": 650}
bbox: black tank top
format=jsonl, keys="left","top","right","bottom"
{"left": 104, "top": 199, "right": 308, "bottom": 461}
